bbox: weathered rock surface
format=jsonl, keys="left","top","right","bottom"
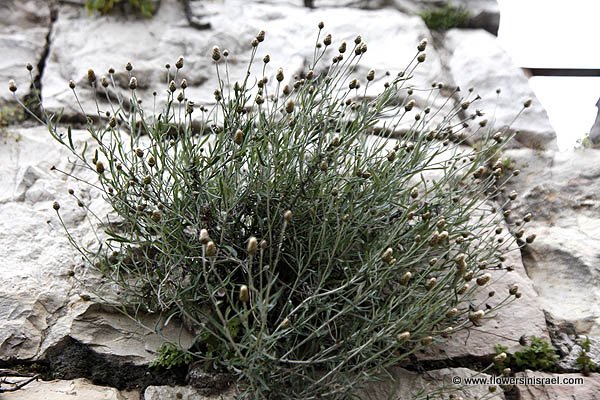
{"left": 513, "top": 370, "right": 600, "bottom": 400}
{"left": 0, "top": 0, "right": 51, "bottom": 106}
{"left": 443, "top": 29, "right": 557, "bottom": 150}
{"left": 360, "top": 367, "right": 505, "bottom": 399}
{"left": 42, "top": 0, "right": 451, "bottom": 121}
{"left": 394, "top": 0, "right": 500, "bottom": 34}
{"left": 590, "top": 97, "right": 600, "bottom": 146}
{"left": 0, "top": 378, "right": 140, "bottom": 400}
{"left": 144, "top": 385, "right": 237, "bottom": 400}
{"left": 0, "top": 127, "right": 192, "bottom": 367}
{"left": 504, "top": 148, "right": 600, "bottom": 335}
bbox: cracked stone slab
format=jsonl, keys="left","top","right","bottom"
{"left": 504, "top": 148, "right": 600, "bottom": 336}
{"left": 42, "top": 0, "right": 452, "bottom": 120}
{"left": 514, "top": 370, "right": 600, "bottom": 400}
{"left": 0, "top": 378, "right": 140, "bottom": 400}
{"left": 0, "top": 0, "right": 52, "bottom": 106}
{"left": 0, "top": 127, "right": 192, "bottom": 366}
{"left": 359, "top": 367, "right": 505, "bottom": 399}
{"left": 442, "top": 29, "right": 557, "bottom": 150}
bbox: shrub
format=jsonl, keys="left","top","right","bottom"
{"left": 85, "top": 0, "right": 156, "bottom": 17}
{"left": 11, "top": 25, "right": 532, "bottom": 399}
{"left": 420, "top": 3, "right": 470, "bottom": 31}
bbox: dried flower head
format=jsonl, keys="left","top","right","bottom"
{"left": 87, "top": 68, "right": 97, "bottom": 84}
{"left": 417, "top": 52, "right": 426, "bottom": 63}
{"left": 212, "top": 46, "right": 221, "bottom": 62}
{"left": 276, "top": 68, "right": 284, "bottom": 82}
{"left": 125, "top": 62, "right": 133, "bottom": 72}
{"left": 96, "top": 161, "right": 105, "bottom": 174}
{"left": 175, "top": 56, "right": 184, "bottom": 69}
{"left": 367, "top": 69, "right": 375, "bottom": 81}
{"left": 234, "top": 129, "right": 244, "bottom": 145}
{"left": 52, "top": 201, "right": 60, "bottom": 211}
{"left": 129, "top": 77, "right": 138, "bottom": 90}
{"left": 476, "top": 273, "right": 491, "bottom": 286}
{"left": 8, "top": 80, "right": 17, "bottom": 93}
{"left": 339, "top": 42, "right": 347, "bottom": 53}
{"left": 523, "top": 98, "right": 532, "bottom": 108}
{"left": 285, "top": 100, "right": 295, "bottom": 114}
{"left": 323, "top": 34, "right": 332, "bottom": 46}
{"left": 169, "top": 80, "right": 176, "bottom": 93}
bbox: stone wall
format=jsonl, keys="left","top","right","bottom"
{"left": 1, "top": 0, "right": 598, "bottom": 399}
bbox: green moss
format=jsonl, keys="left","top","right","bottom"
{"left": 85, "top": 0, "right": 156, "bottom": 18}
{"left": 420, "top": 3, "right": 470, "bottom": 31}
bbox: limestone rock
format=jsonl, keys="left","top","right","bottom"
{"left": 589, "top": 97, "right": 600, "bottom": 146}
{"left": 42, "top": 0, "right": 451, "bottom": 121}
{"left": 394, "top": 0, "right": 500, "bottom": 34}
{"left": 0, "top": 378, "right": 139, "bottom": 400}
{"left": 514, "top": 370, "right": 600, "bottom": 400}
{"left": 0, "top": 127, "right": 192, "bottom": 367}
{"left": 359, "top": 367, "right": 505, "bottom": 399}
{"left": 0, "top": 0, "right": 51, "bottom": 106}
{"left": 144, "top": 385, "right": 237, "bottom": 400}
{"left": 443, "top": 29, "right": 557, "bottom": 150}
{"left": 504, "top": 148, "right": 600, "bottom": 335}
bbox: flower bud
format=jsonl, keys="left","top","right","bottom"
{"left": 52, "top": 201, "right": 60, "bottom": 211}
{"left": 247, "top": 236, "right": 258, "bottom": 255}
{"left": 256, "top": 30, "right": 266, "bottom": 43}
{"left": 283, "top": 210, "right": 293, "bottom": 222}
{"left": 239, "top": 285, "right": 249, "bottom": 302}
{"left": 8, "top": 80, "right": 17, "bottom": 93}
{"left": 417, "top": 52, "right": 426, "bottom": 63}
{"left": 199, "top": 229, "right": 210, "bottom": 244}
{"left": 206, "top": 241, "right": 217, "bottom": 256}
{"left": 417, "top": 38, "right": 428, "bottom": 52}
{"left": 396, "top": 331, "right": 410, "bottom": 343}
{"left": 175, "top": 56, "right": 184, "bottom": 69}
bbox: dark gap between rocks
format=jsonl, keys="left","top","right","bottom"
{"left": 0, "top": 337, "right": 187, "bottom": 392}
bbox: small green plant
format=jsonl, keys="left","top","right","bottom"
{"left": 575, "top": 133, "right": 593, "bottom": 149}
{"left": 85, "top": 0, "right": 156, "bottom": 17}
{"left": 420, "top": 3, "right": 470, "bottom": 31}
{"left": 494, "top": 337, "right": 559, "bottom": 372}
{"left": 10, "top": 23, "right": 534, "bottom": 399}
{"left": 576, "top": 337, "right": 597, "bottom": 376}
{"left": 151, "top": 342, "right": 194, "bottom": 369}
